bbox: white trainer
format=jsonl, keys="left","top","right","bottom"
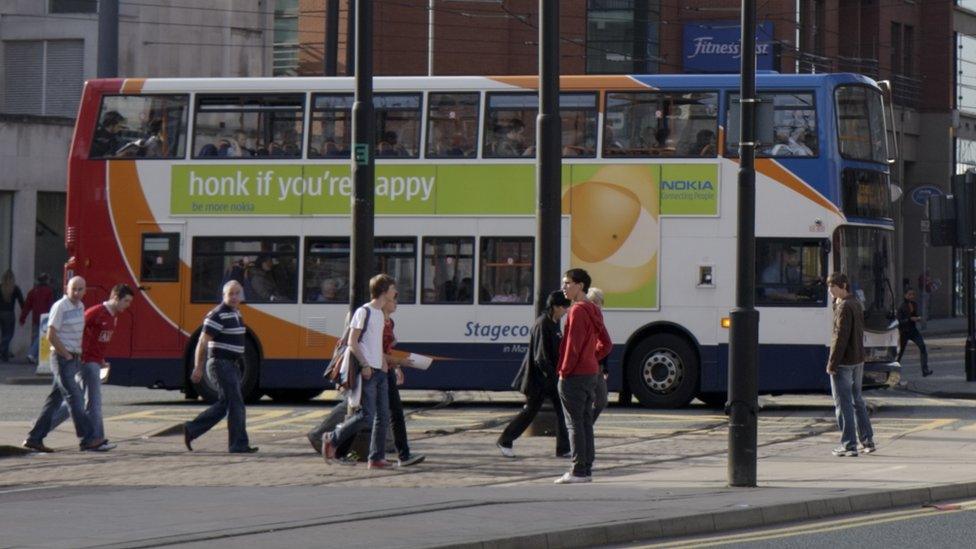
{"left": 554, "top": 472, "right": 590, "bottom": 484}
{"left": 497, "top": 443, "right": 515, "bottom": 458}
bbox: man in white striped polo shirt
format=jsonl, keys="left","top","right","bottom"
{"left": 182, "top": 280, "right": 257, "bottom": 453}
{"left": 23, "top": 276, "right": 107, "bottom": 452}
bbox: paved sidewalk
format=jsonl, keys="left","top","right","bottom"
{"left": 2, "top": 399, "right": 976, "bottom": 548}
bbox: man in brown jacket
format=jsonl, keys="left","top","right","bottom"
{"left": 826, "top": 272, "right": 875, "bottom": 457}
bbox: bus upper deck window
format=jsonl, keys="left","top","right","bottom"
{"left": 193, "top": 94, "right": 304, "bottom": 159}
{"left": 427, "top": 93, "right": 479, "bottom": 159}
{"left": 374, "top": 94, "right": 422, "bottom": 159}
{"left": 309, "top": 94, "right": 353, "bottom": 158}
{"left": 90, "top": 95, "right": 188, "bottom": 159}
{"left": 603, "top": 91, "right": 718, "bottom": 158}
{"left": 726, "top": 92, "right": 818, "bottom": 158}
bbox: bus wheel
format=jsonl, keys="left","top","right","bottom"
{"left": 191, "top": 337, "right": 262, "bottom": 404}
{"left": 265, "top": 388, "right": 323, "bottom": 403}
{"left": 626, "top": 334, "right": 699, "bottom": 408}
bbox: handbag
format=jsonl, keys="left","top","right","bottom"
{"left": 324, "top": 306, "right": 371, "bottom": 389}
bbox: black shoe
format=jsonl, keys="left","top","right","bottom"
{"left": 182, "top": 424, "right": 193, "bottom": 452}
{"left": 307, "top": 432, "right": 322, "bottom": 455}
{"left": 230, "top": 446, "right": 259, "bottom": 454}
{"left": 23, "top": 439, "right": 55, "bottom": 453}
{"left": 922, "top": 368, "right": 933, "bottom": 377}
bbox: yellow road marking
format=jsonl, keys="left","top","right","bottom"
{"left": 640, "top": 499, "right": 976, "bottom": 548}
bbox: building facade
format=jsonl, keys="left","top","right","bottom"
{"left": 293, "top": 0, "right": 973, "bottom": 319}
{"left": 0, "top": 0, "right": 273, "bottom": 358}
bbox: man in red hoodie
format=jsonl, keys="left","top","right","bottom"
{"left": 555, "top": 268, "right": 612, "bottom": 484}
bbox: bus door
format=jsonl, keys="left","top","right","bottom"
{"left": 131, "top": 222, "right": 185, "bottom": 354}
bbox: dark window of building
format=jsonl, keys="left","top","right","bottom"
{"left": 191, "top": 237, "right": 299, "bottom": 303}
{"left": 427, "top": 93, "right": 479, "bottom": 158}
{"left": 903, "top": 25, "right": 914, "bottom": 76}
{"left": 586, "top": 0, "right": 659, "bottom": 74}
{"left": 604, "top": 91, "right": 718, "bottom": 157}
{"left": 756, "top": 239, "right": 828, "bottom": 306}
{"left": 0, "top": 192, "right": 12, "bottom": 273}
{"left": 309, "top": 94, "right": 353, "bottom": 158}
{"left": 90, "top": 95, "right": 189, "bottom": 159}
{"left": 34, "top": 192, "right": 66, "bottom": 293}
{"left": 193, "top": 95, "right": 304, "bottom": 159}
{"left": 841, "top": 169, "right": 892, "bottom": 219}
{"left": 141, "top": 233, "right": 180, "bottom": 282}
{"left": 479, "top": 237, "right": 533, "bottom": 305}
{"left": 374, "top": 94, "right": 422, "bottom": 158}
{"left": 890, "top": 22, "right": 902, "bottom": 76}
{"left": 273, "top": 0, "right": 299, "bottom": 76}
{"left": 422, "top": 237, "right": 474, "bottom": 304}
{"left": 727, "top": 92, "right": 818, "bottom": 157}
{"left": 49, "top": 0, "right": 97, "bottom": 13}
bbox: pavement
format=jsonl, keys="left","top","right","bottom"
{"left": 1, "top": 332, "right": 975, "bottom": 548}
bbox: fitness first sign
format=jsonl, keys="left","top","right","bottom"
{"left": 683, "top": 21, "right": 775, "bottom": 73}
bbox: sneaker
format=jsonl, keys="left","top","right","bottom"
{"left": 22, "top": 439, "right": 54, "bottom": 453}
{"left": 335, "top": 455, "right": 359, "bottom": 466}
{"left": 831, "top": 446, "right": 858, "bottom": 457}
{"left": 367, "top": 459, "right": 392, "bottom": 470}
{"left": 229, "top": 446, "right": 259, "bottom": 454}
{"left": 79, "top": 438, "right": 108, "bottom": 451}
{"left": 554, "top": 472, "right": 591, "bottom": 484}
{"left": 859, "top": 441, "right": 877, "bottom": 454}
{"left": 398, "top": 453, "right": 426, "bottom": 467}
{"left": 26, "top": 355, "right": 36, "bottom": 364}
{"left": 306, "top": 432, "right": 322, "bottom": 455}
{"left": 84, "top": 440, "right": 117, "bottom": 452}
{"left": 497, "top": 442, "right": 515, "bottom": 458}
{"left": 922, "top": 368, "right": 934, "bottom": 377}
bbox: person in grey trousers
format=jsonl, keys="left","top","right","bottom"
{"left": 586, "top": 287, "right": 610, "bottom": 422}
{"left": 826, "top": 272, "right": 875, "bottom": 457}
{"left": 554, "top": 269, "right": 612, "bottom": 484}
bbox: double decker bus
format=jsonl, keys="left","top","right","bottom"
{"left": 65, "top": 73, "right": 900, "bottom": 407}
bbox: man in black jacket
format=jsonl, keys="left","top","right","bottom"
{"left": 497, "top": 291, "right": 571, "bottom": 458}
{"left": 897, "top": 288, "right": 932, "bottom": 377}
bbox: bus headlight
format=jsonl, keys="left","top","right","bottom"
{"left": 866, "top": 346, "right": 896, "bottom": 362}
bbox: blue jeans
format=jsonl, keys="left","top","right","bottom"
{"left": 50, "top": 362, "right": 104, "bottom": 440}
{"left": 29, "top": 324, "right": 40, "bottom": 359}
{"left": 27, "top": 354, "right": 97, "bottom": 446}
{"left": 830, "top": 362, "right": 875, "bottom": 450}
{"left": 329, "top": 369, "right": 390, "bottom": 462}
{"left": 185, "top": 358, "right": 250, "bottom": 452}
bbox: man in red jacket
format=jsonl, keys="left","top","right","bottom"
{"left": 555, "top": 268, "right": 612, "bottom": 484}
{"left": 19, "top": 273, "right": 55, "bottom": 364}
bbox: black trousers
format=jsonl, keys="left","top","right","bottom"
{"left": 897, "top": 329, "right": 928, "bottom": 371}
{"left": 497, "top": 386, "right": 570, "bottom": 456}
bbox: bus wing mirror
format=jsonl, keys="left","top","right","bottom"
{"left": 877, "top": 80, "right": 899, "bottom": 166}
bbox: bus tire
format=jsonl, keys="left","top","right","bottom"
{"left": 626, "top": 333, "right": 699, "bottom": 408}
{"left": 265, "top": 388, "right": 323, "bottom": 403}
{"left": 190, "top": 336, "right": 262, "bottom": 404}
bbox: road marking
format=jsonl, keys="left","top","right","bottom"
{"left": 0, "top": 486, "right": 58, "bottom": 495}
{"left": 639, "top": 499, "right": 976, "bottom": 548}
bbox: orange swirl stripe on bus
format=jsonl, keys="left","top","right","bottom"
{"left": 755, "top": 158, "right": 841, "bottom": 216}
{"left": 107, "top": 161, "right": 338, "bottom": 358}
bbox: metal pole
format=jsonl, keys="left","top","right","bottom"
{"left": 728, "top": 0, "right": 759, "bottom": 488}
{"left": 966, "top": 246, "right": 976, "bottom": 381}
{"left": 535, "top": 0, "right": 561, "bottom": 317}
{"left": 97, "top": 0, "right": 119, "bottom": 78}
{"left": 350, "top": 0, "right": 374, "bottom": 311}
{"left": 346, "top": 0, "right": 356, "bottom": 77}
{"left": 428, "top": 0, "right": 435, "bottom": 76}
{"left": 325, "top": 0, "right": 339, "bottom": 76}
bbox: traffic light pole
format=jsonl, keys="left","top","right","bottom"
{"left": 728, "top": 0, "right": 760, "bottom": 488}
{"left": 97, "top": 0, "right": 119, "bottom": 78}
{"left": 535, "top": 0, "right": 561, "bottom": 316}
{"left": 966, "top": 246, "right": 976, "bottom": 381}
{"left": 350, "top": 0, "right": 374, "bottom": 312}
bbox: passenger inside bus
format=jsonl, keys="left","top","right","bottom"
{"left": 377, "top": 131, "right": 406, "bottom": 156}
{"left": 693, "top": 129, "right": 717, "bottom": 157}
{"left": 759, "top": 246, "right": 807, "bottom": 302}
{"left": 247, "top": 256, "right": 288, "bottom": 302}
{"left": 494, "top": 119, "right": 528, "bottom": 156}
{"left": 91, "top": 111, "right": 129, "bottom": 157}
{"left": 770, "top": 127, "right": 814, "bottom": 156}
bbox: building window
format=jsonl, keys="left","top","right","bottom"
{"left": 586, "top": 0, "right": 659, "bottom": 74}
{"left": 273, "top": 0, "right": 300, "bottom": 76}
{"left": 903, "top": 25, "right": 914, "bottom": 76}
{"left": 958, "top": 137, "right": 976, "bottom": 175}
{"left": 958, "top": 34, "right": 976, "bottom": 114}
{"left": 49, "top": 0, "right": 97, "bottom": 13}
{"left": 0, "top": 192, "right": 12, "bottom": 273}
{"left": 890, "top": 22, "right": 902, "bottom": 76}
{"left": 3, "top": 40, "right": 84, "bottom": 117}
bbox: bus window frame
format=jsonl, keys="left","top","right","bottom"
{"left": 140, "top": 232, "right": 181, "bottom": 282}
{"left": 425, "top": 91, "right": 481, "bottom": 160}
{"left": 558, "top": 92, "right": 599, "bottom": 159}
{"left": 375, "top": 236, "right": 418, "bottom": 304}
{"left": 307, "top": 93, "right": 354, "bottom": 160}
{"left": 602, "top": 89, "right": 719, "bottom": 158}
{"left": 834, "top": 83, "right": 887, "bottom": 165}
{"left": 479, "top": 236, "right": 534, "bottom": 305}
{"left": 483, "top": 92, "right": 538, "bottom": 159}
{"left": 190, "top": 235, "right": 300, "bottom": 304}
{"left": 421, "top": 236, "right": 476, "bottom": 305}
{"left": 724, "top": 89, "right": 820, "bottom": 159}
{"left": 374, "top": 92, "right": 424, "bottom": 160}
{"left": 190, "top": 93, "right": 306, "bottom": 161}
{"left": 301, "top": 236, "right": 419, "bottom": 304}
{"left": 89, "top": 93, "right": 190, "bottom": 160}
{"left": 754, "top": 237, "right": 829, "bottom": 307}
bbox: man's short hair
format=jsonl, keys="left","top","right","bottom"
{"left": 110, "top": 283, "right": 134, "bottom": 300}
{"left": 546, "top": 290, "right": 571, "bottom": 311}
{"left": 564, "top": 268, "right": 592, "bottom": 293}
{"left": 369, "top": 273, "right": 396, "bottom": 299}
{"left": 827, "top": 272, "right": 849, "bottom": 290}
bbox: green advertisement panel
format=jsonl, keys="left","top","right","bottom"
{"left": 659, "top": 164, "right": 719, "bottom": 215}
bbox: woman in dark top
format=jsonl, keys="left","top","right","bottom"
{"left": 497, "top": 290, "right": 572, "bottom": 458}
{"left": 0, "top": 270, "right": 25, "bottom": 362}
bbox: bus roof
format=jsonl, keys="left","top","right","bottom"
{"left": 92, "top": 72, "right": 879, "bottom": 95}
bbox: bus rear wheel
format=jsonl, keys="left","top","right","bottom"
{"left": 190, "top": 337, "right": 262, "bottom": 404}
{"left": 626, "top": 334, "right": 699, "bottom": 408}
